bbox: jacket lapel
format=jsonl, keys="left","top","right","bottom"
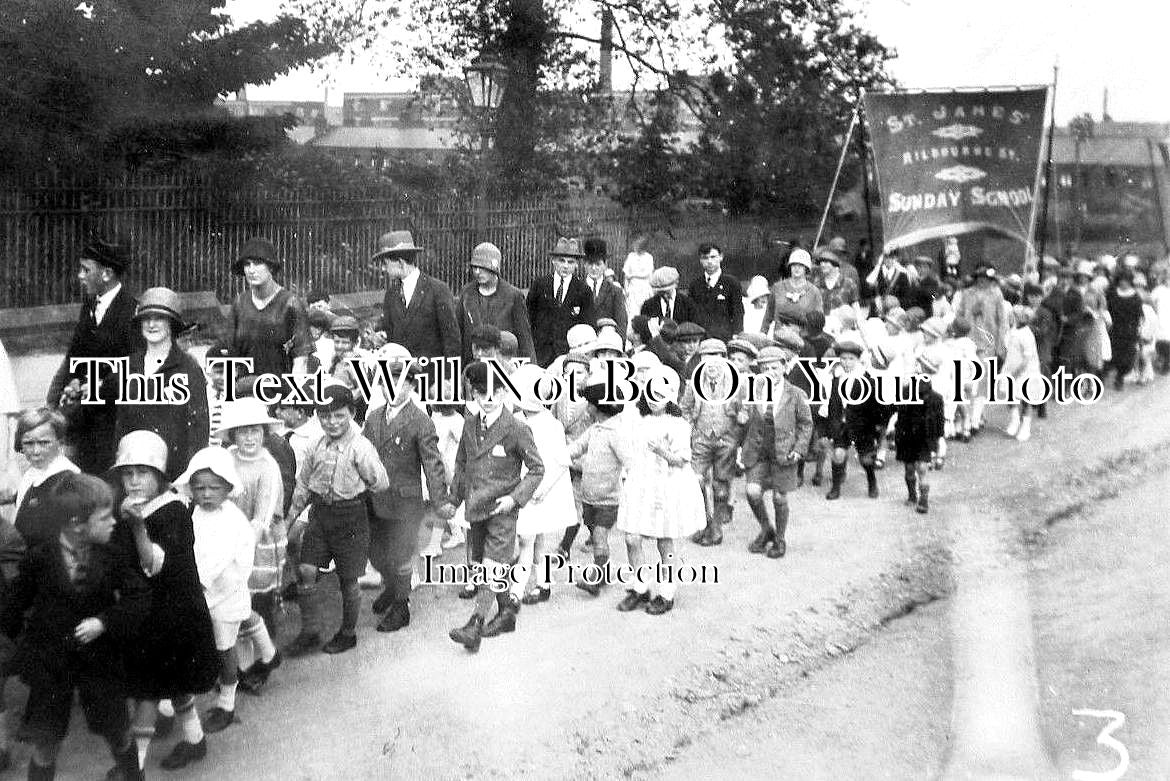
{"left": 404, "top": 275, "right": 427, "bottom": 315}
{"left": 474, "top": 409, "right": 512, "bottom": 457}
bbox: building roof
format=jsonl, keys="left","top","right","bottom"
{"left": 310, "top": 126, "right": 458, "bottom": 151}
{"left": 1052, "top": 134, "right": 1163, "bottom": 167}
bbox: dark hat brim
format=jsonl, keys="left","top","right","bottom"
{"left": 132, "top": 305, "right": 188, "bottom": 332}
{"left": 373, "top": 246, "right": 423, "bottom": 261}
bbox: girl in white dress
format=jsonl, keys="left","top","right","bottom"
{"left": 509, "top": 364, "right": 576, "bottom": 605}
{"left": 623, "top": 236, "right": 655, "bottom": 318}
{"left": 615, "top": 366, "right": 705, "bottom": 615}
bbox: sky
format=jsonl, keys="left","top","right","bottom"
{"left": 227, "top": 0, "right": 1168, "bottom": 125}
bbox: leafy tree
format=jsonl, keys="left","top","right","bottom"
{"left": 691, "top": 0, "right": 895, "bottom": 215}
{"left": 0, "top": 0, "right": 335, "bottom": 177}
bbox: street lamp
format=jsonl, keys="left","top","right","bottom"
{"left": 463, "top": 51, "right": 509, "bottom": 237}
{"left": 463, "top": 53, "right": 509, "bottom": 112}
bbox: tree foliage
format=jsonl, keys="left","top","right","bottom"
{"left": 0, "top": 0, "right": 335, "bottom": 177}
{"left": 693, "top": 0, "right": 895, "bottom": 215}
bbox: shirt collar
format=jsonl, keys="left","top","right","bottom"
{"left": 706, "top": 271, "right": 721, "bottom": 286}
{"left": 481, "top": 406, "right": 504, "bottom": 429}
{"left": 402, "top": 266, "right": 420, "bottom": 285}
{"left": 18, "top": 455, "right": 80, "bottom": 508}
{"left": 96, "top": 283, "right": 121, "bottom": 307}
{"left": 136, "top": 490, "right": 185, "bottom": 518}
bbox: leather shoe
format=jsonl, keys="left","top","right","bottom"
{"left": 449, "top": 614, "right": 484, "bottom": 652}
{"left": 372, "top": 588, "right": 396, "bottom": 614}
{"left": 747, "top": 528, "right": 773, "bottom": 554}
{"left": 376, "top": 602, "right": 411, "bottom": 632}
{"left": 521, "top": 586, "right": 551, "bottom": 604}
{"left": 767, "top": 539, "right": 787, "bottom": 559}
{"left": 645, "top": 596, "right": 674, "bottom": 615}
{"left": 202, "top": 707, "right": 235, "bottom": 734}
{"left": 617, "top": 590, "right": 650, "bottom": 612}
{"left": 160, "top": 738, "right": 207, "bottom": 770}
{"left": 690, "top": 529, "right": 707, "bottom": 544}
{"left": 322, "top": 632, "right": 357, "bottom": 654}
{"left": 481, "top": 600, "right": 518, "bottom": 638}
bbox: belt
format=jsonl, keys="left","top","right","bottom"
{"left": 309, "top": 492, "right": 366, "bottom": 509}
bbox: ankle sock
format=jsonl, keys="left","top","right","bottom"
{"left": 216, "top": 682, "right": 237, "bottom": 712}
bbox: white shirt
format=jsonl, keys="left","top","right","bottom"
{"left": 481, "top": 406, "right": 504, "bottom": 431}
{"left": 661, "top": 292, "right": 675, "bottom": 319}
{"left": 555, "top": 273, "right": 573, "bottom": 303}
{"left": 705, "top": 271, "right": 721, "bottom": 288}
{"left": 401, "top": 266, "right": 420, "bottom": 307}
{"left": 589, "top": 276, "right": 604, "bottom": 299}
{"left": 93, "top": 283, "right": 122, "bottom": 325}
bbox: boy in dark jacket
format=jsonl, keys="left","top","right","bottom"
{"left": 439, "top": 361, "right": 544, "bottom": 652}
{"left": 0, "top": 473, "right": 149, "bottom": 781}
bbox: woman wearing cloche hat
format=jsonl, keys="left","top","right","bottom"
{"left": 105, "top": 287, "right": 209, "bottom": 482}
{"left": 227, "top": 237, "right": 312, "bottom": 377}
{"left": 761, "top": 249, "right": 822, "bottom": 337}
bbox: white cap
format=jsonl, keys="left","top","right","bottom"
{"left": 174, "top": 446, "right": 241, "bottom": 491}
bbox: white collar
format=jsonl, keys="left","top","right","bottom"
{"left": 95, "top": 284, "right": 121, "bottom": 309}
{"left": 136, "top": 490, "right": 186, "bottom": 518}
{"left": 706, "top": 271, "right": 721, "bottom": 286}
{"left": 17, "top": 455, "right": 80, "bottom": 509}
{"left": 481, "top": 406, "right": 504, "bottom": 429}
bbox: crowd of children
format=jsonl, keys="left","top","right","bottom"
{"left": 0, "top": 237, "right": 1165, "bottom": 779}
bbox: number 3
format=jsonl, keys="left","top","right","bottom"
{"left": 1072, "top": 709, "right": 1129, "bottom": 781}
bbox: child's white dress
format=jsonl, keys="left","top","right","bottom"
{"left": 515, "top": 410, "right": 576, "bottom": 537}
{"left": 616, "top": 413, "right": 705, "bottom": 539}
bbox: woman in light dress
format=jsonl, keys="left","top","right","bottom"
{"left": 623, "top": 236, "right": 655, "bottom": 319}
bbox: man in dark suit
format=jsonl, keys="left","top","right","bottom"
{"left": 581, "top": 238, "right": 628, "bottom": 339}
{"left": 362, "top": 345, "right": 448, "bottom": 633}
{"left": 646, "top": 319, "right": 686, "bottom": 375}
{"left": 47, "top": 240, "right": 143, "bottom": 474}
{"left": 526, "top": 237, "right": 595, "bottom": 367}
{"left": 375, "top": 230, "right": 460, "bottom": 383}
{"left": 687, "top": 242, "right": 744, "bottom": 342}
{"left": 640, "top": 266, "right": 697, "bottom": 327}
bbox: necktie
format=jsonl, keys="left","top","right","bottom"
{"left": 284, "top": 430, "right": 294, "bottom": 442}
{"left": 555, "top": 277, "right": 564, "bottom": 304}
{"left": 667, "top": 294, "right": 674, "bottom": 320}
{"left": 399, "top": 283, "right": 408, "bottom": 308}
{"left": 593, "top": 280, "right": 600, "bottom": 299}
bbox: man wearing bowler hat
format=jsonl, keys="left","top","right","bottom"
{"left": 582, "top": 238, "right": 628, "bottom": 342}
{"left": 374, "top": 229, "right": 460, "bottom": 379}
{"left": 48, "top": 239, "right": 144, "bottom": 474}
{"left": 456, "top": 242, "right": 536, "bottom": 364}
{"left": 527, "top": 237, "right": 595, "bottom": 367}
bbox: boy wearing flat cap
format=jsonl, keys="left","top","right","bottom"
{"left": 440, "top": 362, "right": 544, "bottom": 653}
{"left": 283, "top": 384, "right": 389, "bottom": 656}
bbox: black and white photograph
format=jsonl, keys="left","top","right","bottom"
{"left": 0, "top": 0, "right": 1166, "bottom": 778}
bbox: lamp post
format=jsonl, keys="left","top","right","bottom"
{"left": 464, "top": 52, "right": 509, "bottom": 238}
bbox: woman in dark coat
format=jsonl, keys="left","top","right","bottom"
{"left": 227, "top": 238, "right": 312, "bottom": 377}
{"left": 1106, "top": 270, "right": 1144, "bottom": 390}
{"left": 110, "top": 430, "right": 219, "bottom": 771}
{"left": 107, "top": 288, "right": 209, "bottom": 482}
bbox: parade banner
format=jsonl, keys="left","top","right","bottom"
{"left": 863, "top": 87, "right": 1049, "bottom": 252}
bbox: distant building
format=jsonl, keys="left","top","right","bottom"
{"left": 1047, "top": 119, "right": 1170, "bottom": 252}
{"left": 309, "top": 126, "right": 458, "bottom": 168}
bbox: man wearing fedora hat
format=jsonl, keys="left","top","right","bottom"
{"left": 49, "top": 239, "right": 144, "bottom": 474}
{"left": 456, "top": 242, "right": 536, "bottom": 364}
{"left": 527, "top": 237, "right": 596, "bottom": 367}
{"left": 374, "top": 230, "right": 460, "bottom": 376}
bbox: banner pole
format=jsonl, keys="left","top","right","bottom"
{"left": 1035, "top": 64, "right": 1059, "bottom": 270}
{"left": 814, "top": 110, "right": 859, "bottom": 251}
{"left": 857, "top": 101, "right": 877, "bottom": 263}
